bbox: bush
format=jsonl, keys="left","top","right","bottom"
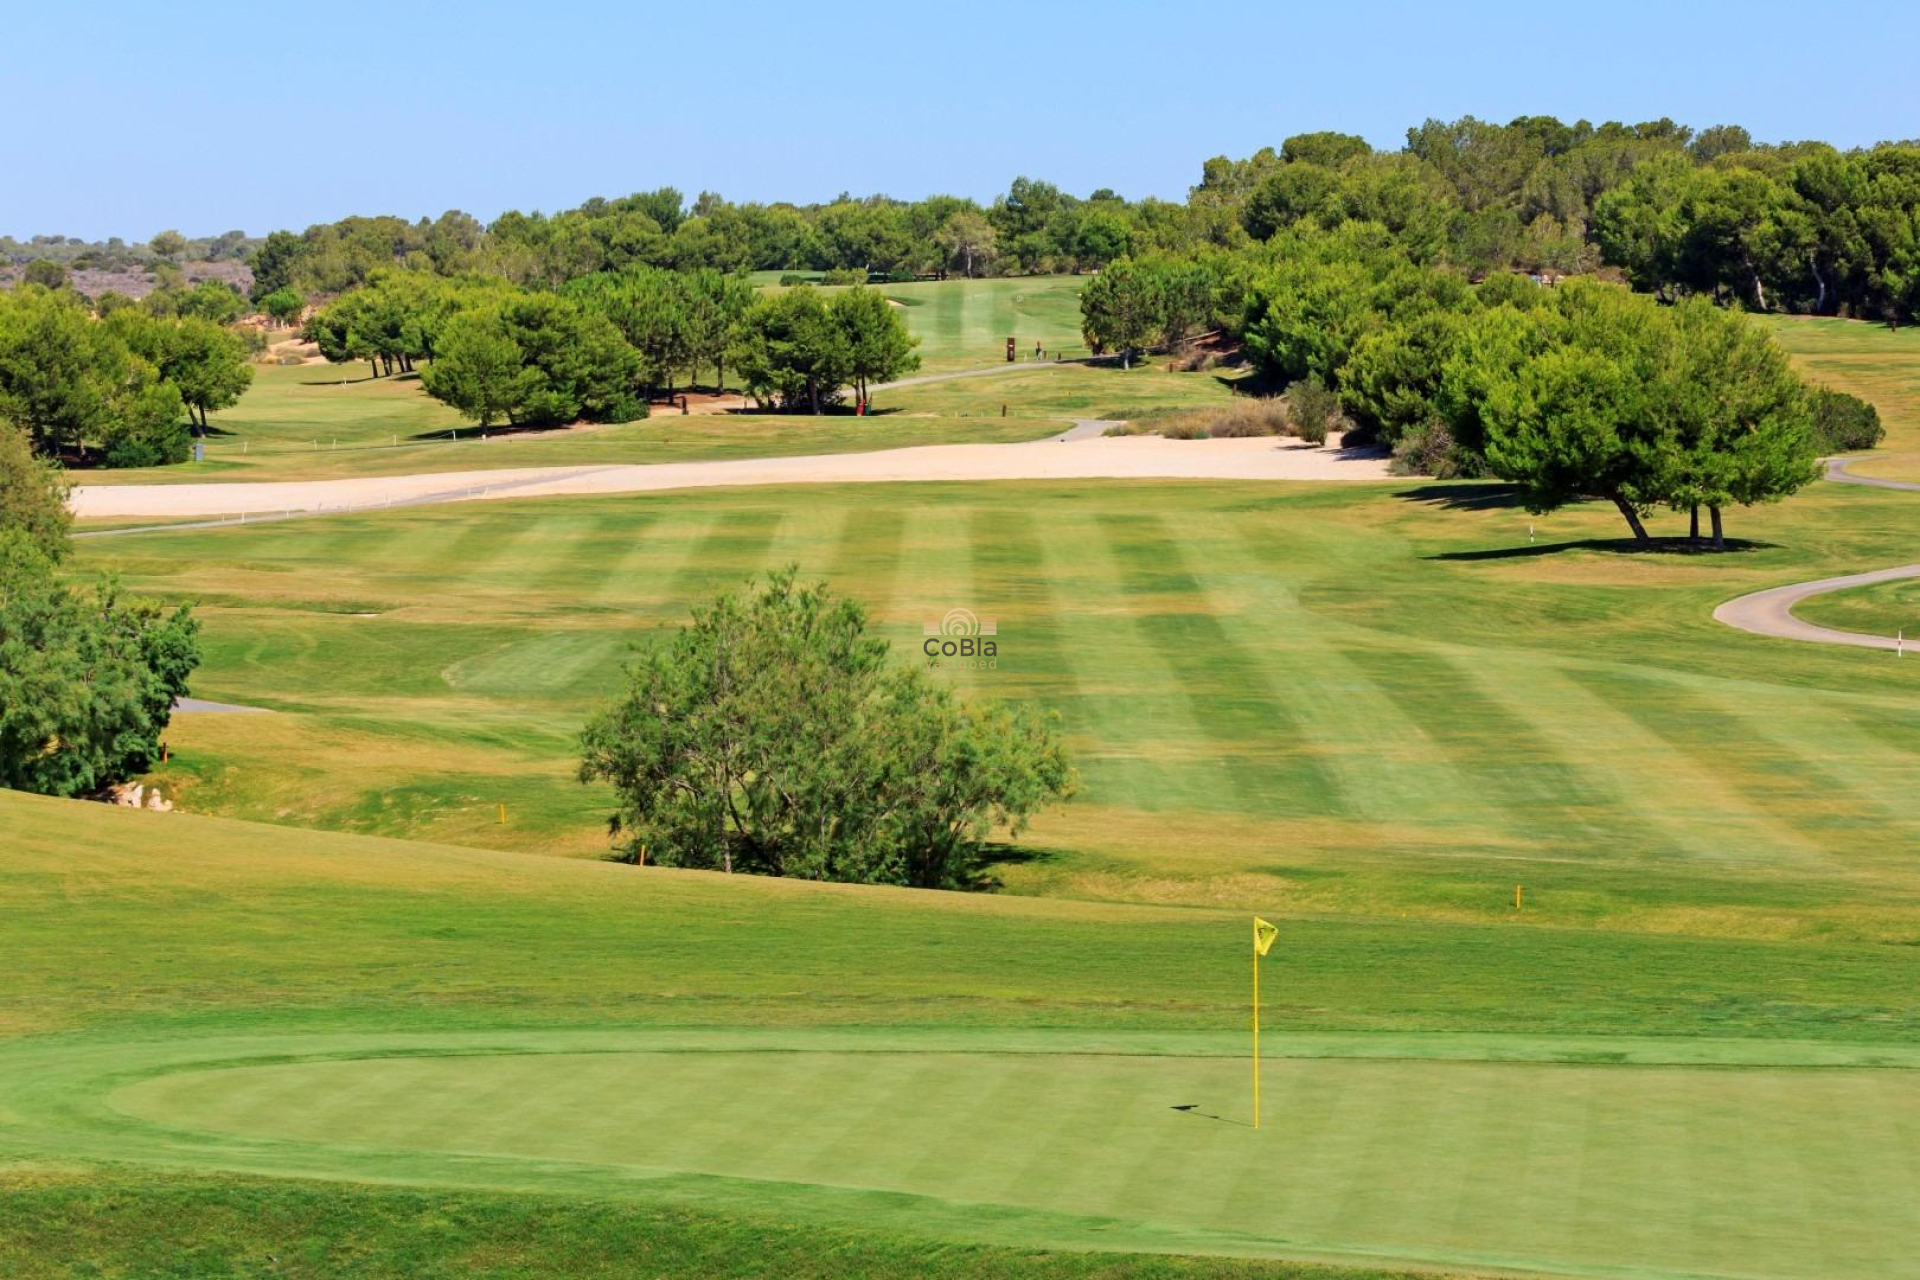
{"left": 0, "top": 530, "right": 200, "bottom": 797}
{"left": 579, "top": 569, "right": 1073, "bottom": 888}
{"left": 1390, "top": 418, "right": 1479, "bottom": 478}
{"left": 820, "top": 267, "right": 865, "bottom": 286}
{"left": 1811, "top": 387, "right": 1884, "bottom": 452}
{"left": 0, "top": 425, "right": 70, "bottom": 559}
{"left": 881, "top": 269, "right": 918, "bottom": 283}
{"left": 1285, "top": 376, "right": 1345, "bottom": 445}
{"left": 1103, "top": 398, "right": 1288, "bottom": 440}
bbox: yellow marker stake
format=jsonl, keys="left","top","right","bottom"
{"left": 1252, "top": 917, "right": 1278, "bottom": 1129}
{"left": 498, "top": 803, "right": 506, "bottom": 825}
{"left": 1515, "top": 883, "right": 1523, "bottom": 910}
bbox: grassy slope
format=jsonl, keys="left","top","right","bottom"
{"left": 1763, "top": 315, "right": 1920, "bottom": 477}
{"left": 5, "top": 793, "right": 1919, "bottom": 1278}
{"left": 1795, "top": 575, "right": 1920, "bottom": 636}
{"left": 1, "top": 1169, "right": 1425, "bottom": 1280}
{"left": 82, "top": 474, "right": 1920, "bottom": 944}
{"left": 801, "top": 275, "right": 1090, "bottom": 373}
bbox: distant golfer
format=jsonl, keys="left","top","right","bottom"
{"left": 1034, "top": 341, "right": 1043, "bottom": 361}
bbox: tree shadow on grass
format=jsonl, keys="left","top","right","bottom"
{"left": 1430, "top": 536, "right": 1776, "bottom": 562}
{"left": 1393, "top": 482, "right": 1526, "bottom": 511}
{"left": 970, "top": 841, "right": 1055, "bottom": 892}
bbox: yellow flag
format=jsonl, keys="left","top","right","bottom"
{"left": 1253, "top": 916, "right": 1278, "bottom": 957}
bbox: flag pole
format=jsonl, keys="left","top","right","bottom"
{"left": 1252, "top": 927, "right": 1261, "bottom": 1130}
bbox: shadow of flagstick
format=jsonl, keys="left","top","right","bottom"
{"left": 1170, "top": 1104, "right": 1252, "bottom": 1129}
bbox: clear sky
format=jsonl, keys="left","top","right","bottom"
{"left": 5, "top": 0, "right": 1916, "bottom": 241}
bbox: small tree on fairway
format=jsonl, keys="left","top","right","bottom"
{"left": 579, "top": 569, "right": 1074, "bottom": 888}
{"left": 1441, "top": 282, "right": 1818, "bottom": 545}
{"left": 832, "top": 286, "right": 919, "bottom": 407}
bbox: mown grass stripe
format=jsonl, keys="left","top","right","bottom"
{"left": 1034, "top": 509, "right": 1245, "bottom": 815}
{"left": 1340, "top": 645, "right": 1650, "bottom": 858}
{"left": 1098, "top": 511, "right": 1347, "bottom": 820}
{"left": 1505, "top": 662, "right": 1828, "bottom": 869}
{"left": 664, "top": 503, "right": 785, "bottom": 601}
{"left": 1566, "top": 667, "right": 1920, "bottom": 854}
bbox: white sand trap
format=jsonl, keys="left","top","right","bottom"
{"left": 72, "top": 435, "right": 1398, "bottom": 521}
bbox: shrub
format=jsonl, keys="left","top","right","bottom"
{"left": 1390, "top": 418, "right": 1479, "bottom": 478}
{"left": 820, "top": 267, "right": 865, "bottom": 286}
{"left": 1207, "top": 398, "right": 1291, "bottom": 437}
{"left": 1285, "top": 375, "right": 1345, "bottom": 445}
{"left": 1810, "top": 387, "right": 1884, "bottom": 452}
{"left": 579, "top": 569, "right": 1073, "bottom": 888}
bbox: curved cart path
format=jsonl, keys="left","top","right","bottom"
{"left": 1714, "top": 564, "right": 1920, "bottom": 651}
{"left": 1712, "top": 457, "right": 1920, "bottom": 651}
{"left": 72, "top": 431, "right": 1392, "bottom": 530}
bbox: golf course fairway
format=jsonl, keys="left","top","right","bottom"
{"left": 4, "top": 1026, "right": 1915, "bottom": 1278}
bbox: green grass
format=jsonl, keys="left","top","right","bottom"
{"left": 78, "top": 363, "right": 1067, "bottom": 485}
{"left": 11, "top": 794, "right": 1920, "bottom": 1274}
{"left": 1794, "top": 575, "right": 1920, "bottom": 637}
{"left": 885, "top": 361, "right": 1246, "bottom": 420}
{"left": 0, "top": 1169, "right": 1427, "bottom": 1280}
{"left": 79, "top": 475, "right": 1920, "bottom": 941}
{"left": 794, "top": 275, "right": 1090, "bottom": 373}
{"left": 1763, "top": 315, "right": 1920, "bottom": 478}
{"left": 5, "top": 791, "right": 1920, "bottom": 1276}
{"left": 15, "top": 305, "right": 1920, "bottom": 1277}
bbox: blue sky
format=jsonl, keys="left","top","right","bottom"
{"left": 5, "top": 0, "right": 1916, "bottom": 240}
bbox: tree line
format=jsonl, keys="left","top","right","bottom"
{"left": 1079, "top": 220, "right": 1865, "bottom": 545}
{"left": 303, "top": 267, "right": 920, "bottom": 428}
{"left": 0, "top": 283, "right": 254, "bottom": 467}
{"left": 8, "top": 112, "right": 1915, "bottom": 325}
{"left": 178, "top": 115, "right": 1900, "bottom": 328}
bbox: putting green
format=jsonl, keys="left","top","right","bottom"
{"left": 7, "top": 1030, "right": 1910, "bottom": 1278}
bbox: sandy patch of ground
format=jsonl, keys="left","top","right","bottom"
{"left": 71, "top": 434, "right": 1396, "bottom": 520}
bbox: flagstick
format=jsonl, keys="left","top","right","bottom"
{"left": 1252, "top": 936, "right": 1261, "bottom": 1130}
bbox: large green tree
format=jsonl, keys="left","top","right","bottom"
{"left": 832, "top": 286, "right": 920, "bottom": 407}
{"left": 1441, "top": 281, "right": 1818, "bottom": 544}
{"left": 0, "top": 286, "right": 190, "bottom": 466}
{"left": 420, "top": 291, "right": 644, "bottom": 428}
{"left": 729, "top": 287, "right": 852, "bottom": 412}
{"left": 579, "top": 569, "right": 1073, "bottom": 888}
{"left": 112, "top": 314, "right": 253, "bottom": 432}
